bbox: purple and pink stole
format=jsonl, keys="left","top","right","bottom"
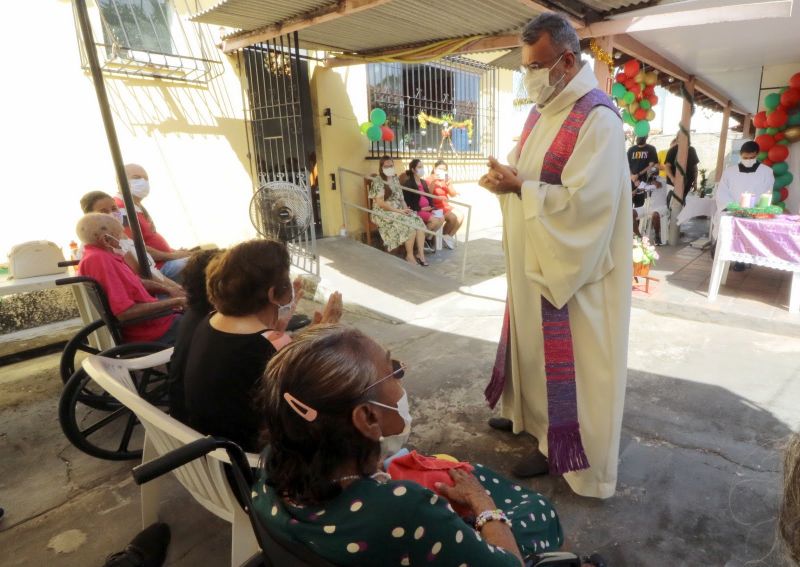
{"left": 485, "top": 89, "right": 619, "bottom": 476}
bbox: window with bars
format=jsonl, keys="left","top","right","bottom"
{"left": 98, "top": 0, "right": 175, "bottom": 57}
{"left": 366, "top": 57, "right": 497, "bottom": 161}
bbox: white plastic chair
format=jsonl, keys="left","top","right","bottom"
{"left": 81, "top": 350, "right": 261, "bottom": 566}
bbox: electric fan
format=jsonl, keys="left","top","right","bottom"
{"left": 249, "top": 180, "right": 313, "bottom": 242}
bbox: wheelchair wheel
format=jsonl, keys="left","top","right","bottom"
{"left": 60, "top": 319, "right": 107, "bottom": 384}
{"left": 58, "top": 343, "right": 171, "bottom": 461}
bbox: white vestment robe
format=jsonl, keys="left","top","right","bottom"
{"left": 713, "top": 163, "right": 775, "bottom": 238}
{"left": 498, "top": 63, "right": 631, "bottom": 499}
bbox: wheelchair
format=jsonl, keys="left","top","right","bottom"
{"left": 57, "top": 267, "right": 176, "bottom": 461}
{"left": 134, "top": 437, "right": 597, "bottom": 567}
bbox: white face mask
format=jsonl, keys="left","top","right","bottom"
{"left": 128, "top": 178, "right": 150, "bottom": 199}
{"left": 382, "top": 167, "right": 396, "bottom": 178}
{"left": 274, "top": 285, "right": 295, "bottom": 321}
{"left": 370, "top": 390, "right": 412, "bottom": 459}
{"left": 741, "top": 158, "right": 757, "bottom": 168}
{"left": 523, "top": 52, "right": 566, "bottom": 106}
{"left": 435, "top": 169, "right": 447, "bottom": 180}
{"left": 415, "top": 167, "right": 425, "bottom": 177}
{"left": 104, "top": 234, "right": 125, "bottom": 256}
{"left": 110, "top": 209, "right": 124, "bottom": 224}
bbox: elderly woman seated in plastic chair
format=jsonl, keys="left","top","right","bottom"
{"left": 252, "top": 324, "right": 606, "bottom": 567}
{"left": 632, "top": 169, "right": 669, "bottom": 246}
{"left": 369, "top": 155, "right": 430, "bottom": 266}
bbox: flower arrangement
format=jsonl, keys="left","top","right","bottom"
{"left": 633, "top": 236, "right": 659, "bottom": 270}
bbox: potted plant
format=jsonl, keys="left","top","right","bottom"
{"left": 633, "top": 236, "right": 659, "bottom": 276}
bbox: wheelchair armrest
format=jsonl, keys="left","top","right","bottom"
{"left": 58, "top": 260, "right": 80, "bottom": 268}
{"left": 118, "top": 308, "right": 179, "bottom": 327}
{"left": 55, "top": 276, "right": 96, "bottom": 287}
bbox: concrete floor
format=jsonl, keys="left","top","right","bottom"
{"left": 1, "top": 185, "right": 799, "bottom": 566}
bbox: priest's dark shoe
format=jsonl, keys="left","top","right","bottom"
{"left": 512, "top": 450, "right": 549, "bottom": 478}
{"left": 488, "top": 417, "right": 514, "bottom": 432}
{"left": 104, "top": 523, "right": 171, "bottom": 567}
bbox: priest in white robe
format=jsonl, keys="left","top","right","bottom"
{"left": 713, "top": 140, "right": 775, "bottom": 239}
{"left": 480, "top": 14, "right": 631, "bottom": 499}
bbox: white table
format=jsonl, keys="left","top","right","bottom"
{"left": 708, "top": 214, "right": 800, "bottom": 313}
{"left": 0, "top": 272, "right": 69, "bottom": 297}
{"left": 676, "top": 194, "right": 716, "bottom": 227}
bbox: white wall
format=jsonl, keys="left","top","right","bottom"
{"left": 0, "top": 1, "right": 256, "bottom": 263}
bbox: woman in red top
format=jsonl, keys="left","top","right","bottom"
{"left": 402, "top": 159, "right": 444, "bottom": 243}
{"left": 427, "top": 160, "right": 464, "bottom": 249}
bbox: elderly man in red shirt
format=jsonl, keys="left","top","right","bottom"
{"left": 114, "top": 163, "right": 192, "bottom": 283}
{"left": 76, "top": 213, "right": 185, "bottom": 344}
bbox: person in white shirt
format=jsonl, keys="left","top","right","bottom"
{"left": 713, "top": 140, "right": 775, "bottom": 270}
{"left": 633, "top": 168, "right": 669, "bottom": 245}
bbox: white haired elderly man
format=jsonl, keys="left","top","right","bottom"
{"left": 76, "top": 213, "right": 185, "bottom": 344}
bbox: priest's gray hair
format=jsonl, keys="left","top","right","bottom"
{"left": 521, "top": 13, "right": 580, "bottom": 55}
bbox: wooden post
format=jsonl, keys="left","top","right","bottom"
{"left": 592, "top": 37, "right": 614, "bottom": 94}
{"left": 715, "top": 102, "right": 731, "bottom": 183}
{"left": 742, "top": 113, "right": 753, "bottom": 139}
{"left": 669, "top": 76, "right": 695, "bottom": 245}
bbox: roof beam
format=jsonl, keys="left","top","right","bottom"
{"left": 222, "top": 0, "right": 392, "bottom": 53}
{"left": 579, "top": 0, "right": 792, "bottom": 39}
{"left": 612, "top": 33, "right": 749, "bottom": 116}
{"left": 323, "top": 34, "right": 521, "bottom": 68}
{"left": 516, "top": 0, "right": 586, "bottom": 28}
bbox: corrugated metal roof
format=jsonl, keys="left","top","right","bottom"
{"left": 488, "top": 48, "right": 522, "bottom": 71}
{"left": 190, "top": 0, "right": 335, "bottom": 31}
{"left": 297, "top": 0, "right": 544, "bottom": 52}
{"left": 579, "top": 0, "right": 655, "bottom": 13}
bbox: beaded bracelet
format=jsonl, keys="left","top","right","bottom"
{"left": 474, "top": 509, "right": 512, "bottom": 531}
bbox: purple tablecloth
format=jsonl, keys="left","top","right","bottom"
{"left": 728, "top": 215, "right": 800, "bottom": 269}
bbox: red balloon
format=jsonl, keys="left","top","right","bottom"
{"left": 380, "top": 126, "right": 395, "bottom": 142}
{"left": 756, "top": 134, "right": 776, "bottom": 152}
{"left": 615, "top": 73, "right": 627, "bottom": 84}
{"left": 624, "top": 59, "right": 640, "bottom": 77}
{"left": 767, "top": 108, "right": 788, "bottom": 128}
{"left": 763, "top": 159, "right": 774, "bottom": 167}
{"left": 649, "top": 95, "right": 659, "bottom": 107}
{"left": 624, "top": 79, "right": 637, "bottom": 91}
{"left": 775, "top": 132, "right": 785, "bottom": 141}
{"left": 634, "top": 108, "right": 648, "bottom": 121}
{"left": 644, "top": 85, "right": 656, "bottom": 97}
{"left": 780, "top": 187, "right": 789, "bottom": 201}
{"left": 753, "top": 111, "right": 768, "bottom": 128}
{"left": 790, "top": 72, "right": 800, "bottom": 90}
{"left": 781, "top": 88, "right": 800, "bottom": 109}
{"left": 769, "top": 144, "right": 789, "bottom": 162}
{"left": 629, "top": 83, "right": 642, "bottom": 95}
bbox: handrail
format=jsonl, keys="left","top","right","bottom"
{"left": 337, "top": 167, "right": 471, "bottom": 281}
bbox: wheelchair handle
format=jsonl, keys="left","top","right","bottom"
{"left": 55, "top": 275, "right": 96, "bottom": 287}
{"left": 133, "top": 436, "right": 220, "bottom": 485}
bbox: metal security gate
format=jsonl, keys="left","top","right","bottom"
{"left": 242, "top": 32, "right": 319, "bottom": 274}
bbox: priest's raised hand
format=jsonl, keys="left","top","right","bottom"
{"left": 479, "top": 156, "right": 521, "bottom": 196}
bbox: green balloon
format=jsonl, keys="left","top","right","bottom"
{"left": 639, "top": 99, "right": 651, "bottom": 110}
{"left": 764, "top": 92, "right": 781, "bottom": 110}
{"left": 772, "top": 161, "right": 789, "bottom": 176}
{"left": 622, "top": 109, "right": 634, "bottom": 125}
{"left": 767, "top": 127, "right": 779, "bottom": 135}
{"left": 756, "top": 128, "right": 767, "bottom": 136}
{"left": 634, "top": 120, "right": 650, "bottom": 137}
{"left": 370, "top": 108, "right": 387, "bottom": 126}
{"left": 611, "top": 83, "right": 627, "bottom": 99}
{"left": 788, "top": 111, "right": 800, "bottom": 126}
{"left": 778, "top": 139, "right": 790, "bottom": 146}
{"left": 774, "top": 172, "right": 794, "bottom": 189}
{"left": 366, "top": 124, "right": 382, "bottom": 142}
{"left": 757, "top": 151, "right": 768, "bottom": 161}
{"left": 623, "top": 91, "right": 635, "bottom": 104}
{"left": 776, "top": 201, "right": 787, "bottom": 211}
{"left": 360, "top": 122, "right": 371, "bottom": 134}
{"left": 773, "top": 190, "right": 782, "bottom": 203}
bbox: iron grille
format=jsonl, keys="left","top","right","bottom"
{"left": 366, "top": 56, "right": 497, "bottom": 162}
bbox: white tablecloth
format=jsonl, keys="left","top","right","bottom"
{"left": 676, "top": 194, "right": 716, "bottom": 226}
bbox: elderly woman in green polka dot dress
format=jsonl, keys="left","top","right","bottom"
{"left": 252, "top": 325, "right": 564, "bottom": 565}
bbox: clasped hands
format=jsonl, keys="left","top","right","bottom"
{"left": 479, "top": 156, "right": 523, "bottom": 196}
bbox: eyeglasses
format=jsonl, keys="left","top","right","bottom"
{"left": 520, "top": 50, "right": 567, "bottom": 72}
{"left": 362, "top": 359, "right": 406, "bottom": 393}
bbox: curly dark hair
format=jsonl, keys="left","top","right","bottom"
{"left": 181, "top": 249, "right": 222, "bottom": 314}
{"left": 257, "top": 324, "right": 381, "bottom": 504}
{"left": 206, "top": 239, "right": 290, "bottom": 316}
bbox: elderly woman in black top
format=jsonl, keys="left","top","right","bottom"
{"left": 181, "top": 239, "right": 342, "bottom": 451}
{"left": 402, "top": 159, "right": 444, "bottom": 244}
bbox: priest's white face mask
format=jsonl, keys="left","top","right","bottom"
{"left": 522, "top": 51, "right": 567, "bottom": 106}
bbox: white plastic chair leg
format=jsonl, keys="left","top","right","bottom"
{"left": 140, "top": 434, "right": 162, "bottom": 529}
{"left": 231, "top": 504, "right": 259, "bottom": 566}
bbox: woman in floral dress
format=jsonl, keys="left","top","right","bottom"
{"left": 369, "top": 156, "right": 429, "bottom": 266}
